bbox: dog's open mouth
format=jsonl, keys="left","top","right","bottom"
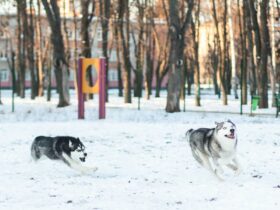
{"left": 225, "top": 134, "right": 235, "bottom": 139}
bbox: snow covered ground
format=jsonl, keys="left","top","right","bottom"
{"left": 0, "top": 89, "right": 279, "bottom": 210}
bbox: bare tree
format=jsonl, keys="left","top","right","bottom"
{"left": 166, "top": 0, "right": 194, "bottom": 112}
{"left": 111, "top": 3, "right": 123, "bottom": 96}
{"left": 192, "top": 0, "right": 201, "bottom": 106}
{"left": 248, "top": 0, "right": 269, "bottom": 108}
{"left": 41, "top": 0, "right": 70, "bottom": 107}
{"left": 133, "top": 0, "right": 145, "bottom": 98}
{"left": 80, "top": 0, "right": 96, "bottom": 100}
{"left": 154, "top": 0, "right": 170, "bottom": 98}
{"left": 99, "top": 0, "right": 111, "bottom": 102}
{"left": 35, "top": 0, "right": 44, "bottom": 97}
{"left": 238, "top": 0, "right": 247, "bottom": 104}
{"left": 228, "top": 0, "right": 238, "bottom": 99}
{"left": 210, "top": 0, "right": 229, "bottom": 105}
{"left": 270, "top": 1, "right": 277, "bottom": 106}
{"left": 117, "top": 0, "right": 132, "bottom": 103}
{"left": 27, "top": 0, "right": 37, "bottom": 99}
{"left": 244, "top": 0, "right": 257, "bottom": 96}
{"left": 16, "top": 0, "right": 27, "bottom": 98}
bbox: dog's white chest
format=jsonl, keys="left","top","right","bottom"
{"left": 219, "top": 137, "right": 237, "bottom": 151}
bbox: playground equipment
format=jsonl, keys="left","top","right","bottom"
{"left": 77, "top": 57, "right": 106, "bottom": 119}
{"left": 250, "top": 95, "right": 260, "bottom": 116}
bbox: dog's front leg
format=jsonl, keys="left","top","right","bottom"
{"left": 232, "top": 156, "right": 242, "bottom": 175}
{"left": 226, "top": 156, "right": 242, "bottom": 175}
{"left": 212, "top": 158, "right": 224, "bottom": 174}
{"left": 61, "top": 153, "right": 98, "bottom": 174}
{"left": 205, "top": 158, "right": 224, "bottom": 181}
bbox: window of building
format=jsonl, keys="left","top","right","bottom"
{"left": 110, "top": 51, "right": 117, "bottom": 62}
{"left": 108, "top": 69, "right": 118, "bottom": 82}
{"left": 0, "top": 69, "right": 9, "bottom": 81}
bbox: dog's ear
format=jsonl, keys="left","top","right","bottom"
{"left": 227, "top": 119, "right": 235, "bottom": 126}
{"left": 215, "top": 122, "right": 224, "bottom": 130}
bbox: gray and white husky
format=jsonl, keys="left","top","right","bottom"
{"left": 186, "top": 120, "right": 242, "bottom": 180}
{"left": 31, "top": 136, "right": 97, "bottom": 173}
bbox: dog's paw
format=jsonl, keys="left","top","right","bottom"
{"left": 234, "top": 168, "right": 242, "bottom": 176}
{"left": 80, "top": 166, "right": 98, "bottom": 174}
{"left": 214, "top": 166, "right": 224, "bottom": 174}
{"left": 213, "top": 169, "right": 225, "bottom": 181}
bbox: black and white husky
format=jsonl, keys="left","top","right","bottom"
{"left": 31, "top": 136, "right": 97, "bottom": 173}
{"left": 186, "top": 120, "right": 242, "bottom": 180}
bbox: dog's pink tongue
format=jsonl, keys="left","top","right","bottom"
{"left": 229, "top": 134, "right": 235, "bottom": 139}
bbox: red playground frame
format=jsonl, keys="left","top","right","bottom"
{"left": 77, "top": 57, "right": 106, "bottom": 119}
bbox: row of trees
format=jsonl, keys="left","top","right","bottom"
{"left": 0, "top": 0, "right": 279, "bottom": 112}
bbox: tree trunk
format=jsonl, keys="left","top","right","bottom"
{"left": 47, "top": 48, "right": 52, "bottom": 102}
{"left": 211, "top": 0, "right": 225, "bottom": 103}
{"left": 244, "top": 0, "right": 257, "bottom": 96}
{"left": 238, "top": 0, "right": 247, "bottom": 104}
{"left": 259, "top": 0, "right": 269, "bottom": 108}
{"left": 192, "top": 0, "right": 201, "bottom": 106}
{"left": 221, "top": 0, "right": 228, "bottom": 105}
{"left": 36, "top": 0, "right": 44, "bottom": 97}
{"left": 270, "top": 2, "right": 277, "bottom": 106}
{"left": 80, "top": 0, "right": 95, "bottom": 100}
{"left": 27, "top": 0, "right": 37, "bottom": 99}
{"left": 166, "top": 0, "right": 193, "bottom": 112}
{"left": 99, "top": 0, "right": 111, "bottom": 102}
{"left": 134, "top": 0, "right": 145, "bottom": 98}
{"left": 145, "top": 21, "right": 153, "bottom": 100}
{"left": 166, "top": 1, "right": 182, "bottom": 112}
{"left": 41, "top": 0, "right": 70, "bottom": 107}
{"left": 118, "top": 0, "right": 131, "bottom": 103}
{"left": 70, "top": 0, "right": 78, "bottom": 97}
{"left": 248, "top": 0, "right": 269, "bottom": 108}
{"left": 113, "top": 16, "right": 123, "bottom": 97}
{"left": 228, "top": 0, "right": 238, "bottom": 99}
{"left": 180, "top": 57, "right": 187, "bottom": 100}
{"left": 209, "top": 37, "right": 219, "bottom": 95}
{"left": 16, "top": 0, "right": 27, "bottom": 98}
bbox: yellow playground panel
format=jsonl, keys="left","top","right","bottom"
{"left": 82, "top": 58, "right": 100, "bottom": 94}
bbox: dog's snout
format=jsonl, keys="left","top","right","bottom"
{"left": 84, "top": 153, "right": 87, "bottom": 157}
{"left": 230, "top": 129, "right": 235, "bottom": 133}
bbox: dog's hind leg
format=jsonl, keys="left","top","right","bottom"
{"left": 61, "top": 153, "right": 98, "bottom": 174}
{"left": 194, "top": 150, "right": 224, "bottom": 181}
{"left": 31, "top": 143, "right": 41, "bottom": 161}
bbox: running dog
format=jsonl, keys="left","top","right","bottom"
{"left": 186, "top": 120, "right": 241, "bottom": 180}
{"left": 31, "top": 136, "right": 97, "bottom": 173}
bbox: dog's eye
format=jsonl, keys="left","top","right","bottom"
{"left": 223, "top": 127, "right": 227, "bottom": 130}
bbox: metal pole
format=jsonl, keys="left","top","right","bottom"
{"left": 99, "top": 57, "right": 106, "bottom": 119}
{"left": 78, "top": 58, "right": 84, "bottom": 119}
{"left": 12, "top": 91, "right": 14, "bottom": 112}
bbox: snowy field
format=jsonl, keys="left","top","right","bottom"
{"left": 0, "top": 89, "right": 279, "bottom": 210}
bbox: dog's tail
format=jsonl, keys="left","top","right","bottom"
{"left": 185, "top": 129, "right": 194, "bottom": 142}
